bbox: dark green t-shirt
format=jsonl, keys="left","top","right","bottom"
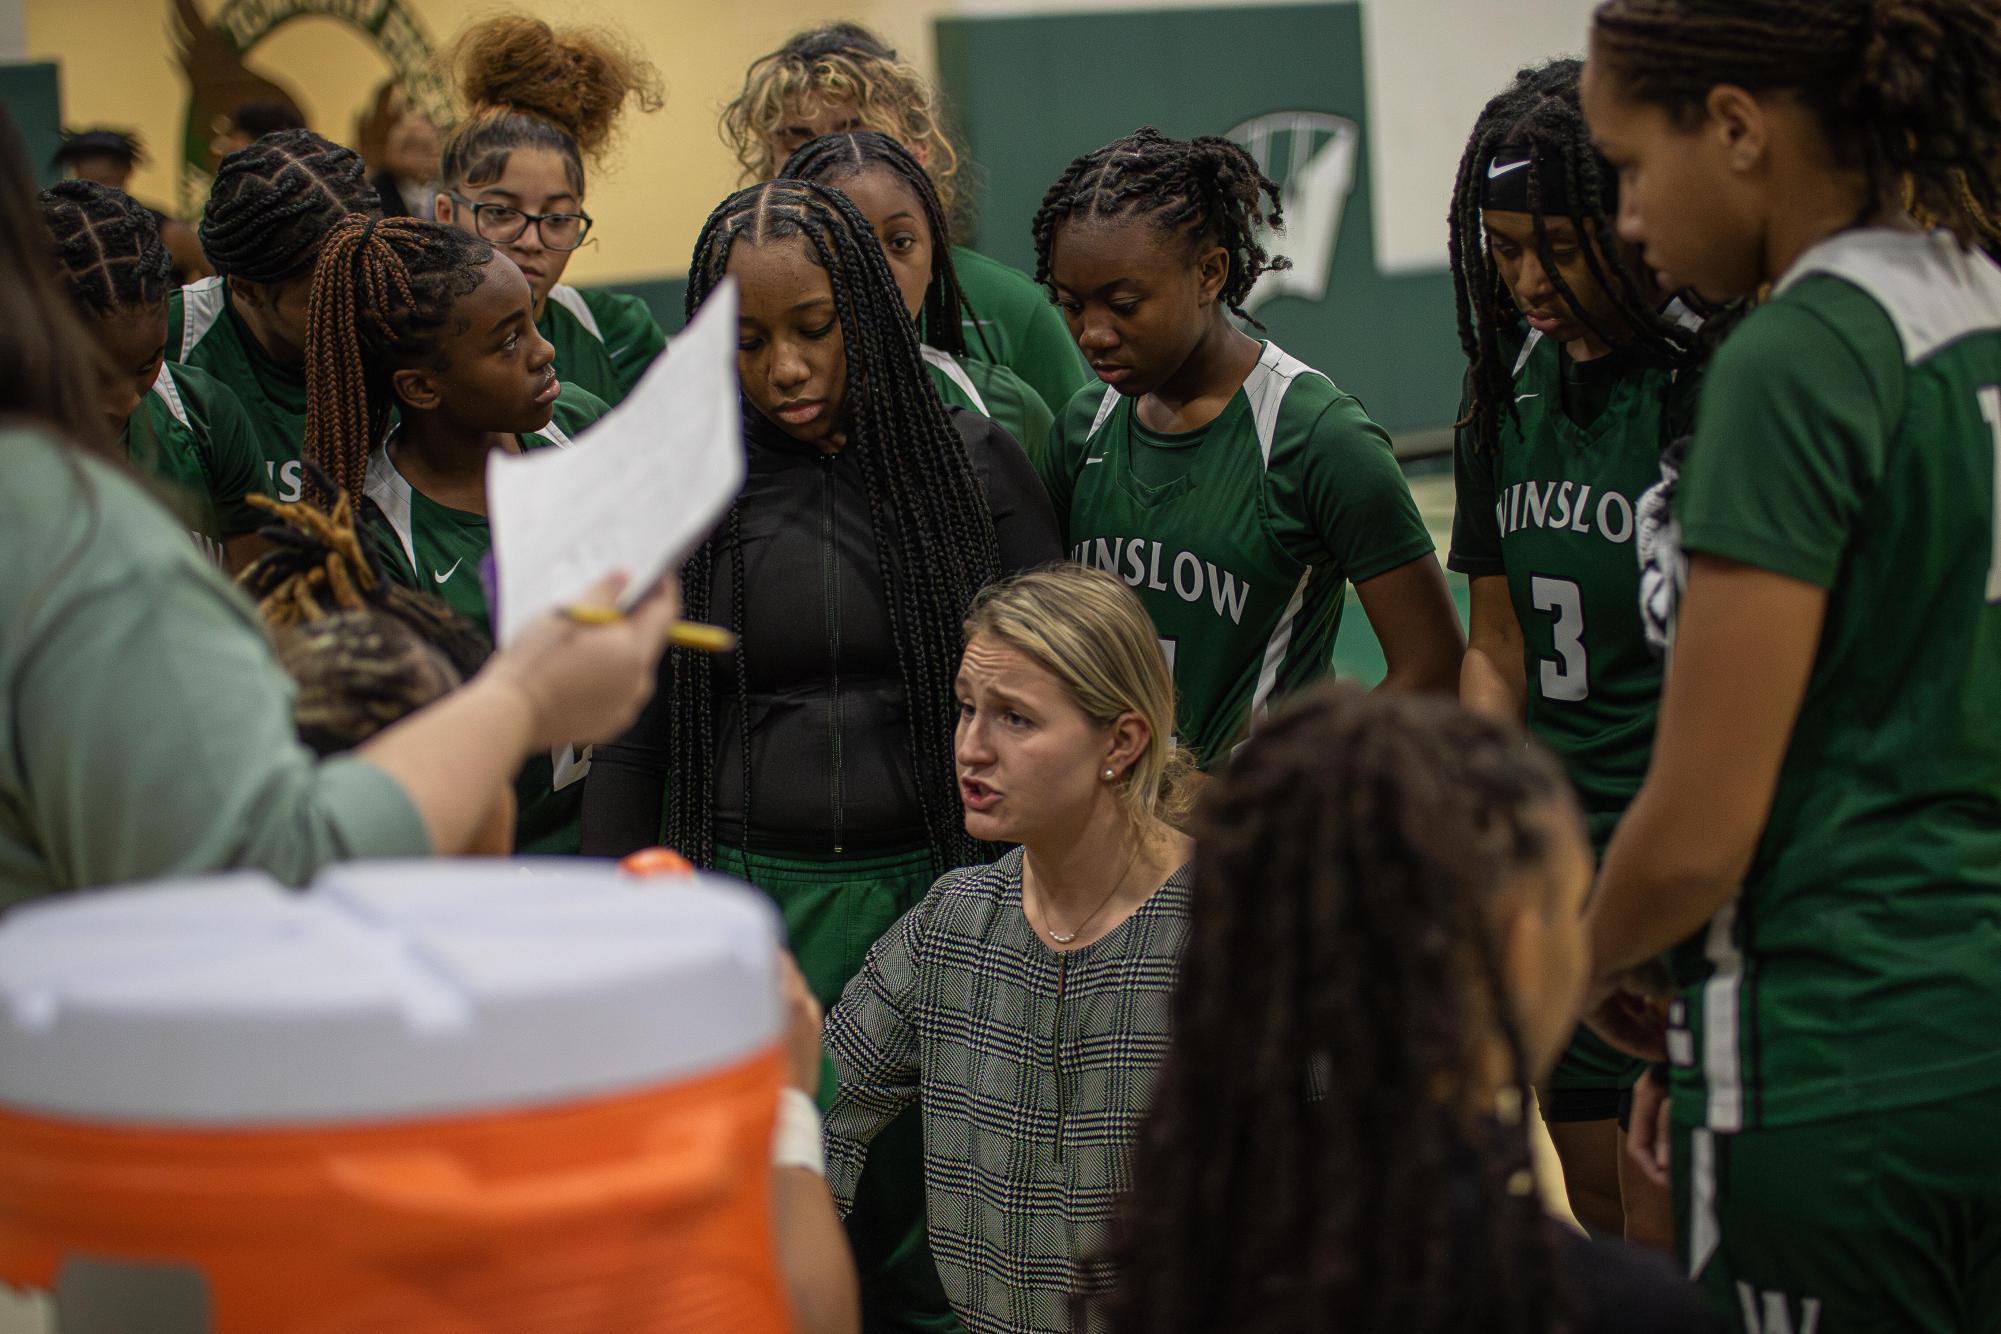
{"left": 1665, "top": 229, "right": 2001, "bottom": 1131}
{"left": 922, "top": 344, "right": 1054, "bottom": 470}
{"left": 359, "top": 383, "right": 609, "bottom": 856}
{"left": 167, "top": 276, "right": 311, "bottom": 503}
{"left": 1450, "top": 334, "right": 1693, "bottom": 848}
{"left": 539, "top": 284, "right": 667, "bottom": 407}
{"left": 1039, "top": 341, "right": 1433, "bottom": 767}
{"left": 122, "top": 361, "right": 275, "bottom": 563}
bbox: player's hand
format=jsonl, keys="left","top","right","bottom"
{"left": 1627, "top": 1067, "right": 1671, "bottom": 1188}
{"left": 1583, "top": 967, "right": 1672, "bottom": 1063}
{"left": 778, "top": 951, "right": 825, "bottom": 1098}
{"left": 482, "top": 573, "right": 680, "bottom": 749}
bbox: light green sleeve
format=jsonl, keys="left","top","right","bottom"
{"left": 1035, "top": 383, "right": 1102, "bottom": 548}
{"left": 1281, "top": 389, "right": 1435, "bottom": 583}
{"left": 973, "top": 360, "right": 1055, "bottom": 472}
{"left": 182, "top": 365, "right": 274, "bottom": 537}
{"left": 580, "top": 288, "right": 668, "bottom": 400}
{"left": 0, "top": 441, "right": 429, "bottom": 903}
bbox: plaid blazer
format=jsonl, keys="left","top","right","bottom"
{"left": 823, "top": 846, "right": 1192, "bottom": 1334}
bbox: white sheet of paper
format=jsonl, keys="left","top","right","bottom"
{"left": 487, "top": 278, "right": 743, "bottom": 647}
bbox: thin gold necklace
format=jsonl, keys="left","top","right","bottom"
{"left": 1039, "top": 839, "right": 1144, "bottom": 945}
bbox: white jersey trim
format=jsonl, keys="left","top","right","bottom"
{"left": 363, "top": 443, "right": 421, "bottom": 576}
{"left": 1247, "top": 568, "right": 1312, "bottom": 729}
{"left": 149, "top": 363, "right": 192, "bottom": 429}
{"left": 1243, "top": 340, "right": 1332, "bottom": 470}
{"left": 1513, "top": 328, "right": 1544, "bottom": 378}
{"left": 1688, "top": 1128, "right": 1720, "bottom": 1280}
{"left": 920, "top": 344, "right": 989, "bottom": 415}
{"left": 1086, "top": 383, "right": 1121, "bottom": 441}
{"left": 178, "top": 275, "right": 228, "bottom": 360}
{"left": 1701, "top": 899, "right": 1746, "bottom": 1133}
{"left": 546, "top": 284, "right": 604, "bottom": 342}
{"left": 1775, "top": 228, "right": 2001, "bottom": 365}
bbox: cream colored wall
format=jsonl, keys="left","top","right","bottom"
{"left": 27, "top": 0, "right": 1601, "bottom": 285}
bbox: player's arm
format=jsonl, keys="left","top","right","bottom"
{"left": 1590, "top": 558, "right": 1824, "bottom": 975}
{"left": 1354, "top": 555, "right": 1463, "bottom": 695}
{"left": 1462, "top": 575, "right": 1527, "bottom": 720}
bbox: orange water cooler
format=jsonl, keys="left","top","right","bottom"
{"left": 0, "top": 861, "right": 793, "bottom": 1333}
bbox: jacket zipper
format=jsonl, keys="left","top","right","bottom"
{"left": 821, "top": 454, "right": 845, "bottom": 852}
{"left": 1052, "top": 951, "right": 1068, "bottom": 1164}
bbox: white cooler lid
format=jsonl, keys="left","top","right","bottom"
{"left": 0, "top": 861, "right": 782, "bottom": 1124}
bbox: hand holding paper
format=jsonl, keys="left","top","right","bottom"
{"left": 486, "top": 279, "right": 745, "bottom": 648}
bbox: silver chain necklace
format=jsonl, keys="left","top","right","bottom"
{"left": 1039, "top": 841, "right": 1143, "bottom": 945}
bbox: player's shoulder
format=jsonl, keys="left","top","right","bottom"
{"left": 950, "top": 245, "right": 1046, "bottom": 314}
{"left": 1774, "top": 227, "right": 2001, "bottom": 368}
{"left": 171, "top": 275, "right": 231, "bottom": 360}
{"left": 572, "top": 284, "right": 665, "bottom": 340}
{"left": 1241, "top": 341, "right": 1390, "bottom": 466}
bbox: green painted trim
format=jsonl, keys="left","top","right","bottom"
{"left": 2, "top": 62, "right": 66, "bottom": 189}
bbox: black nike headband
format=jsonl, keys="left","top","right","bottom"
{"left": 1479, "top": 141, "right": 1617, "bottom": 221}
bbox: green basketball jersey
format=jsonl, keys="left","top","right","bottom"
{"left": 1665, "top": 229, "right": 2001, "bottom": 1131}
{"left": 1450, "top": 334, "right": 1688, "bottom": 848}
{"left": 944, "top": 245, "right": 1090, "bottom": 413}
{"left": 359, "top": 382, "right": 608, "bottom": 855}
{"left": 167, "top": 276, "right": 311, "bottom": 504}
{"left": 1040, "top": 341, "right": 1435, "bottom": 767}
{"left": 122, "top": 361, "right": 274, "bottom": 564}
{"left": 539, "top": 284, "right": 667, "bottom": 407}
{"left": 922, "top": 343, "right": 1055, "bottom": 469}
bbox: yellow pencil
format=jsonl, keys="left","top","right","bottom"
{"left": 561, "top": 605, "right": 738, "bottom": 653}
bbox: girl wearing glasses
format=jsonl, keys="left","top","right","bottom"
{"left": 434, "top": 16, "right": 666, "bottom": 407}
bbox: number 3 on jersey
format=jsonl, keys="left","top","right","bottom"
{"left": 1531, "top": 575, "right": 1589, "bottom": 702}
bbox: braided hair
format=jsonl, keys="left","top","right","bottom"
{"left": 199, "top": 129, "right": 379, "bottom": 284}
{"left": 1097, "top": 682, "right": 1575, "bottom": 1334}
{"left": 241, "top": 467, "right": 491, "bottom": 753}
{"left": 1450, "top": 59, "right": 1698, "bottom": 457}
{"left": 778, "top": 129, "right": 985, "bottom": 360}
{"left": 39, "top": 180, "right": 174, "bottom": 319}
{"left": 300, "top": 215, "right": 494, "bottom": 511}
{"left": 1591, "top": 0, "right": 2001, "bottom": 257}
{"left": 1032, "top": 126, "right": 1290, "bottom": 328}
{"left": 440, "top": 15, "right": 661, "bottom": 197}
{"left": 671, "top": 179, "right": 1001, "bottom": 873}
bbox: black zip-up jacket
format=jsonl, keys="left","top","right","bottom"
{"left": 580, "top": 403, "right": 1063, "bottom": 858}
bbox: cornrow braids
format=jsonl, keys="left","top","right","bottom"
{"left": 671, "top": 179, "right": 1002, "bottom": 874}
{"left": 239, "top": 464, "right": 491, "bottom": 681}
{"left": 1449, "top": 59, "right": 1698, "bottom": 457}
{"left": 1096, "top": 682, "right": 1574, "bottom": 1334}
{"left": 300, "top": 215, "right": 494, "bottom": 512}
{"left": 38, "top": 180, "right": 174, "bottom": 319}
{"left": 1591, "top": 0, "right": 2001, "bottom": 255}
{"left": 199, "top": 129, "right": 379, "bottom": 284}
{"left": 1032, "top": 125, "right": 1291, "bottom": 328}
{"left": 778, "top": 129, "right": 979, "bottom": 360}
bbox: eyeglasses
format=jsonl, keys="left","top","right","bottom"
{"left": 447, "top": 194, "right": 594, "bottom": 251}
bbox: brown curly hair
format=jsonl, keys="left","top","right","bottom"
{"left": 719, "top": 22, "right": 964, "bottom": 220}
{"left": 442, "top": 13, "right": 663, "bottom": 194}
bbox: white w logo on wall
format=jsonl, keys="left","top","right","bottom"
{"left": 1226, "top": 111, "right": 1361, "bottom": 316}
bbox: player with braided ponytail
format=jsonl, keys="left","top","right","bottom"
{"left": 1444, "top": 58, "right": 1701, "bottom": 1247}
{"left": 1095, "top": 682, "right": 1719, "bottom": 1334}
{"left": 583, "top": 178, "right": 1059, "bottom": 1332}
{"left": 1579, "top": 3, "right": 2001, "bottom": 1327}
{"left": 301, "top": 213, "right": 609, "bottom": 854}
{"left": 781, "top": 129, "right": 1055, "bottom": 465}
{"left": 433, "top": 14, "right": 665, "bottom": 407}
{"left": 170, "top": 129, "right": 380, "bottom": 504}
{"left": 1034, "top": 127, "right": 1463, "bottom": 772}
{"left": 40, "top": 179, "right": 271, "bottom": 570}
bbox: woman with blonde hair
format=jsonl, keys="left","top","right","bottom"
{"left": 822, "top": 563, "right": 1195, "bottom": 1333}
{"left": 720, "top": 22, "right": 1087, "bottom": 415}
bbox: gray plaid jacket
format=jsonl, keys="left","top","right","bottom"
{"left": 823, "top": 846, "right": 1192, "bottom": 1334}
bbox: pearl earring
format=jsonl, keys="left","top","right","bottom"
{"left": 1102, "top": 767, "right": 1116, "bottom": 781}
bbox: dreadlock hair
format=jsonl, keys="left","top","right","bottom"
{"left": 1095, "top": 682, "right": 1577, "bottom": 1334}
{"left": 39, "top": 180, "right": 175, "bottom": 319}
{"left": 1449, "top": 59, "right": 1699, "bottom": 457}
{"left": 240, "top": 465, "right": 491, "bottom": 754}
{"left": 1032, "top": 126, "right": 1291, "bottom": 329}
{"left": 0, "top": 105, "right": 116, "bottom": 456}
{"left": 721, "top": 23, "right": 966, "bottom": 222}
{"left": 440, "top": 14, "right": 661, "bottom": 198}
{"left": 778, "top": 129, "right": 983, "bottom": 360}
{"left": 199, "top": 129, "right": 379, "bottom": 284}
{"left": 1591, "top": 0, "right": 2001, "bottom": 257}
{"left": 671, "top": 179, "right": 1001, "bottom": 874}
{"left": 300, "top": 215, "right": 495, "bottom": 512}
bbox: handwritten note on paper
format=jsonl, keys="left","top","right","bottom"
{"left": 486, "top": 278, "right": 744, "bottom": 647}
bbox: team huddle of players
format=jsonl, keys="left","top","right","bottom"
{"left": 26, "top": 0, "right": 2001, "bottom": 1330}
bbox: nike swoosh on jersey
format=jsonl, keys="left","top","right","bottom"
{"left": 433, "top": 558, "right": 463, "bottom": 584}
{"left": 1084, "top": 457, "right": 1105, "bottom": 465}
{"left": 1515, "top": 392, "right": 1540, "bottom": 403}
{"left": 1488, "top": 158, "right": 1531, "bottom": 179}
